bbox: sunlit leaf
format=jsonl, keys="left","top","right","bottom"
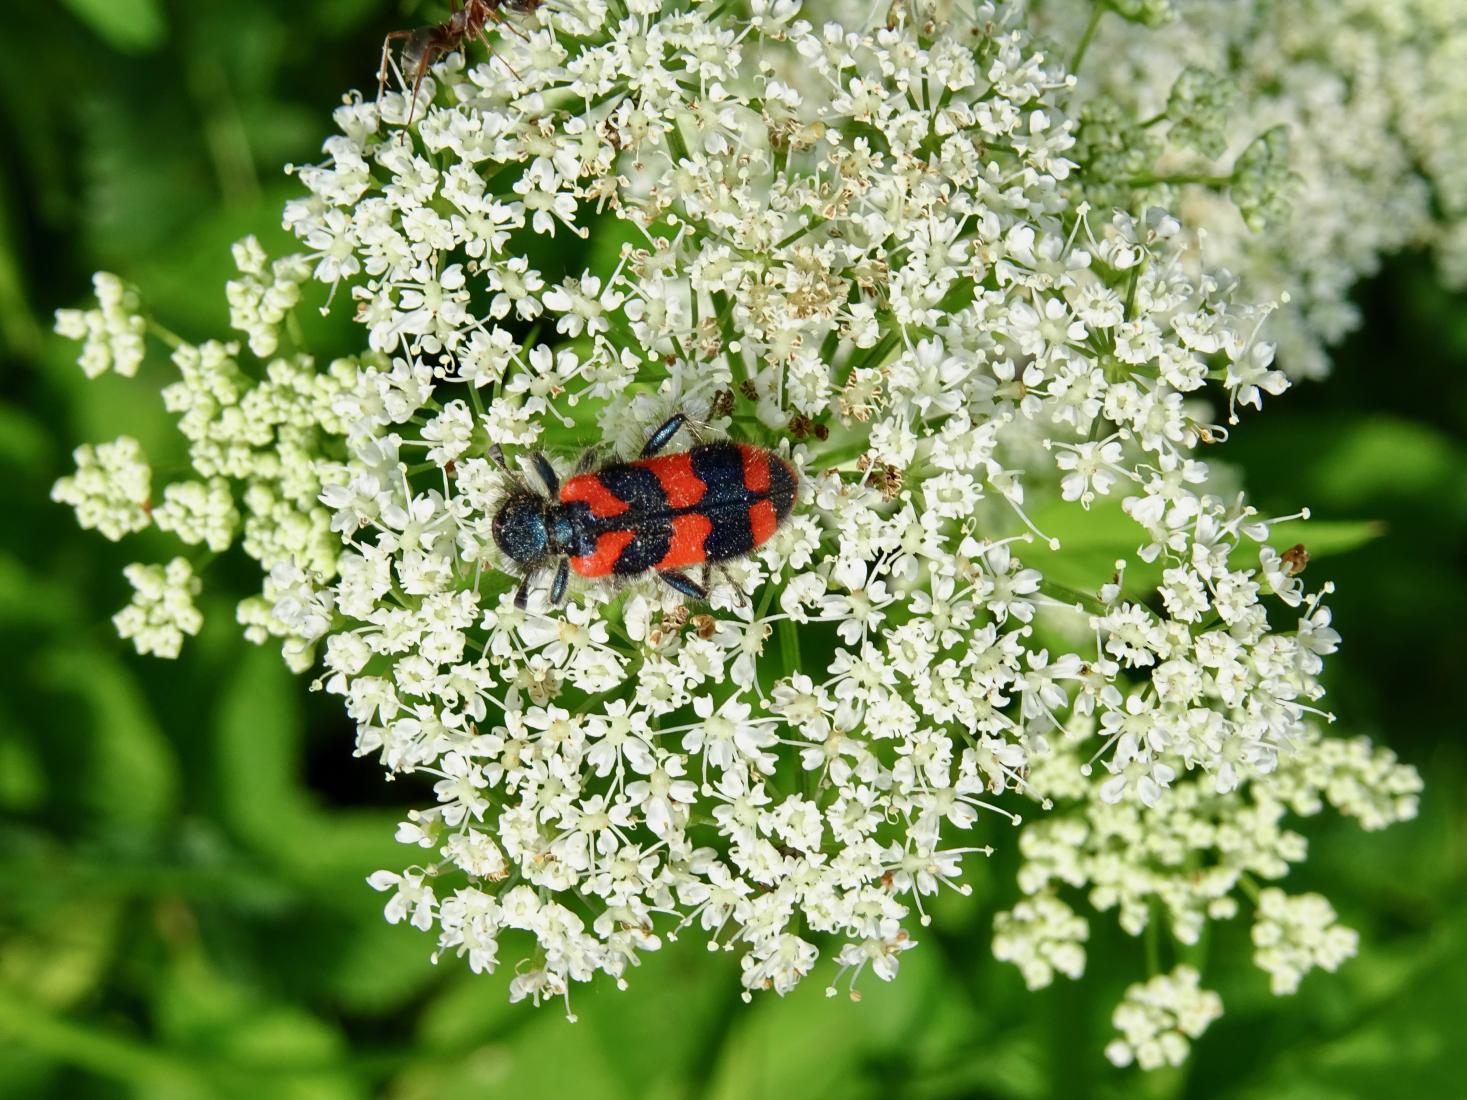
{"left": 59, "top": 0, "right": 167, "bottom": 53}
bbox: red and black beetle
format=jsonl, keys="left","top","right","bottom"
{"left": 491, "top": 413, "right": 799, "bottom": 608}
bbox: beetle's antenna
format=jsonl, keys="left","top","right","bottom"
{"left": 489, "top": 443, "right": 530, "bottom": 491}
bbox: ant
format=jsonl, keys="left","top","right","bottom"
{"left": 378, "top": 0, "right": 543, "bottom": 129}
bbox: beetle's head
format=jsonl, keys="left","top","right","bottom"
{"left": 492, "top": 491, "right": 550, "bottom": 566}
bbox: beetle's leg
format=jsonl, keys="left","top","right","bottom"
{"left": 529, "top": 452, "right": 559, "bottom": 496}
{"left": 640, "top": 413, "right": 688, "bottom": 457}
{"left": 513, "top": 570, "right": 535, "bottom": 610}
{"left": 713, "top": 563, "right": 749, "bottom": 609}
{"left": 660, "top": 568, "right": 708, "bottom": 600}
{"left": 550, "top": 559, "right": 570, "bottom": 605}
{"left": 573, "top": 446, "right": 602, "bottom": 475}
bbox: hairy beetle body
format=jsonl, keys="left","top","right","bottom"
{"left": 492, "top": 415, "right": 798, "bottom": 607}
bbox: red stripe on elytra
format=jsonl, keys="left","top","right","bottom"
{"left": 656, "top": 513, "right": 714, "bottom": 570}
{"left": 639, "top": 452, "right": 706, "bottom": 509}
{"left": 748, "top": 499, "right": 778, "bottom": 547}
{"left": 570, "top": 529, "right": 635, "bottom": 577}
{"left": 739, "top": 445, "right": 771, "bottom": 493}
{"left": 560, "top": 473, "right": 629, "bottom": 518}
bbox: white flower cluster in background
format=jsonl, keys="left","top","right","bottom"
{"left": 51, "top": 435, "right": 152, "bottom": 541}
{"left": 1035, "top": 0, "right": 1467, "bottom": 379}
{"left": 1104, "top": 965, "right": 1223, "bottom": 1069}
{"left": 1252, "top": 888, "right": 1359, "bottom": 995}
{"left": 51, "top": 260, "right": 361, "bottom": 664}
{"left": 53, "top": 272, "right": 147, "bottom": 379}
{"left": 50, "top": 0, "right": 1425, "bottom": 1064}
{"left": 1000, "top": 727, "right": 1416, "bottom": 985}
{"left": 112, "top": 558, "right": 204, "bottom": 659}
{"left": 992, "top": 890, "right": 1089, "bottom": 990}
{"left": 226, "top": 237, "right": 313, "bottom": 358}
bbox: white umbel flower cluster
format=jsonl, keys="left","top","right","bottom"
{"left": 49, "top": 0, "right": 1426, "bottom": 1061}
{"left": 152, "top": 478, "right": 241, "bottom": 553}
{"left": 258, "top": 0, "right": 1380, "bottom": 1012}
{"left": 52, "top": 255, "right": 361, "bottom": 667}
{"left": 226, "top": 236, "right": 313, "bottom": 358}
{"left": 1104, "top": 965, "right": 1223, "bottom": 1069}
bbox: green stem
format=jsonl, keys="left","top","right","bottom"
{"left": 779, "top": 617, "right": 801, "bottom": 677}
{"left": 1069, "top": 4, "right": 1106, "bottom": 75}
{"left": 1144, "top": 909, "right": 1162, "bottom": 976}
{"left": 1038, "top": 579, "right": 1105, "bottom": 615}
{"left": 188, "top": 54, "right": 260, "bottom": 206}
{"left": 146, "top": 319, "right": 187, "bottom": 351}
{"left": 665, "top": 119, "right": 691, "bottom": 166}
{"left": 1123, "top": 173, "right": 1232, "bottom": 189}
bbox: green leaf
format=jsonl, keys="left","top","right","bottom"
{"left": 34, "top": 645, "right": 179, "bottom": 832}
{"left": 1027, "top": 497, "right": 1149, "bottom": 594}
{"left": 0, "top": 553, "right": 78, "bottom": 628}
{"left": 212, "top": 645, "right": 311, "bottom": 856}
{"left": 1309, "top": 417, "right": 1466, "bottom": 509}
{"left": 153, "top": 930, "right": 364, "bottom": 1100}
{"left": 0, "top": 989, "right": 207, "bottom": 1098}
{"left": 0, "top": 402, "right": 53, "bottom": 475}
{"left": 1264, "top": 518, "right": 1384, "bottom": 558}
{"left": 700, "top": 945, "right": 1015, "bottom": 1100}
{"left": 1027, "top": 498, "right": 1383, "bottom": 598}
{"left": 317, "top": 913, "right": 442, "bottom": 1012}
{"left": 211, "top": 645, "right": 410, "bottom": 889}
{"left": 0, "top": 709, "right": 46, "bottom": 812}
{"left": 59, "top": 0, "right": 167, "bottom": 53}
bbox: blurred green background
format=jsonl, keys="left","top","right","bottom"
{"left": 2, "top": 2, "right": 1465, "bottom": 1097}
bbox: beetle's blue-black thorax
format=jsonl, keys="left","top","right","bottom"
{"left": 546, "top": 502, "right": 597, "bottom": 558}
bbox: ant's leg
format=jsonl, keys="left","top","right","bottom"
{"left": 404, "top": 44, "right": 441, "bottom": 129}
{"left": 528, "top": 452, "right": 559, "bottom": 496}
{"left": 487, "top": 6, "right": 533, "bottom": 42}
{"left": 550, "top": 559, "right": 570, "bottom": 604}
{"left": 640, "top": 413, "right": 688, "bottom": 458}
{"left": 378, "top": 29, "right": 414, "bottom": 104}
{"left": 660, "top": 569, "right": 708, "bottom": 600}
{"left": 476, "top": 29, "right": 523, "bottom": 79}
{"left": 513, "top": 570, "right": 535, "bottom": 610}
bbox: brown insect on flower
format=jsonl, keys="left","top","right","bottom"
{"left": 1281, "top": 542, "right": 1310, "bottom": 576}
{"left": 378, "top": 0, "right": 543, "bottom": 130}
